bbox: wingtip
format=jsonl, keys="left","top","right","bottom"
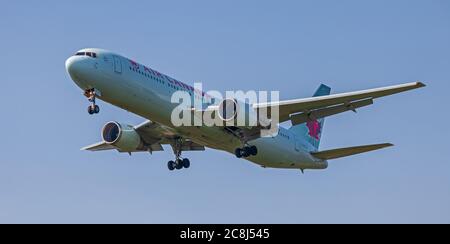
{"left": 377, "top": 143, "right": 394, "bottom": 149}
{"left": 385, "top": 143, "right": 395, "bottom": 147}
{"left": 416, "top": 81, "right": 426, "bottom": 88}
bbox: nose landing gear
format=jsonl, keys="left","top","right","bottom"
{"left": 84, "top": 88, "right": 100, "bottom": 115}
{"left": 87, "top": 104, "right": 100, "bottom": 115}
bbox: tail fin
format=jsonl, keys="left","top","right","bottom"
{"left": 289, "top": 84, "right": 331, "bottom": 151}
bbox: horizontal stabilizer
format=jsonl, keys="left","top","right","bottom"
{"left": 311, "top": 143, "right": 393, "bottom": 160}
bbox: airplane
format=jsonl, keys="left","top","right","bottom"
{"left": 65, "top": 48, "right": 425, "bottom": 172}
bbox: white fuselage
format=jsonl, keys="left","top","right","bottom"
{"left": 66, "top": 48, "right": 328, "bottom": 170}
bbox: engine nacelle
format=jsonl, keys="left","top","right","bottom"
{"left": 217, "top": 99, "right": 271, "bottom": 129}
{"left": 102, "top": 121, "right": 143, "bottom": 152}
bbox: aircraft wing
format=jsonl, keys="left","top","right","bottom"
{"left": 254, "top": 82, "right": 425, "bottom": 124}
{"left": 81, "top": 141, "right": 117, "bottom": 151}
{"left": 82, "top": 120, "right": 205, "bottom": 153}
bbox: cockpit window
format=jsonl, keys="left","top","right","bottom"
{"left": 75, "top": 52, "right": 97, "bottom": 58}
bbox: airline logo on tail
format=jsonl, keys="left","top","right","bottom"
{"left": 307, "top": 119, "right": 322, "bottom": 140}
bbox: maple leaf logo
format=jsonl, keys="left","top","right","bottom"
{"left": 306, "top": 119, "right": 321, "bottom": 140}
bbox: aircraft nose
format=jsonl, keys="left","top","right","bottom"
{"left": 65, "top": 56, "right": 85, "bottom": 77}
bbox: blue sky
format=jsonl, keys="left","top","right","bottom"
{"left": 0, "top": 0, "right": 449, "bottom": 223}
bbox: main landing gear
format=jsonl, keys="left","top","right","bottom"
{"left": 235, "top": 145, "right": 258, "bottom": 158}
{"left": 85, "top": 88, "right": 100, "bottom": 115}
{"left": 167, "top": 158, "right": 190, "bottom": 171}
{"left": 167, "top": 138, "right": 191, "bottom": 171}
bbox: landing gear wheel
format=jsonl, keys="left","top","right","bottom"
{"left": 242, "top": 148, "right": 250, "bottom": 158}
{"left": 87, "top": 106, "right": 95, "bottom": 115}
{"left": 182, "top": 158, "right": 190, "bottom": 168}
{"left": 235, "top": 146, "right": 258, "bottom": 158}
{"left": 175, "top": 159, "right": 183, "bottom": 170}
{"left": 88, "top": 105, "right": 100, "bottom": 115}
{"left": 235, "top": 148, "right": 243, "bottom": 158}
{"left": 168, "top": 161, "right": 175, "bottom": 171}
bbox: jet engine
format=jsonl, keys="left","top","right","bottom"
{"left": 102, "top": 121, "right": 144, "bottom": 152}
{"left": 217, "top": 99, "right": 271, "bottom": 129}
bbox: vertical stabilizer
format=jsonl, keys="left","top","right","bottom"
{"left": 289, "top": 84, "right": 331, "bottom": 151}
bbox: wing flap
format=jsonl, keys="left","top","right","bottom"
{"left": 290, "top": 98, "right": 373, "bottom": 125}
{"left": 311, "top": 143, "right": 394, "bottom": 160}
{"left": 135, "top": 120, "right": 178, "bottom": 144}
{"left": 179, "top": 140, "right": 205, "bottom": 151}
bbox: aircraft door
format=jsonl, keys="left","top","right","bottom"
{"left": 113, "top": 55, "right": 122, "bottom": 74}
